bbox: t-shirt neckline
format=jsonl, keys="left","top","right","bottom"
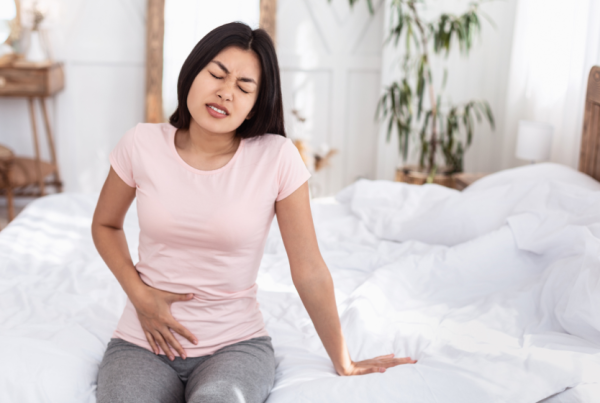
{"left": 169, "top": 125, "right": 245, "bottom": 175}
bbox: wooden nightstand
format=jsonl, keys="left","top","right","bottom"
{"left": 395, "top": 167, "right": 488, "bottom": 190}
{"left": 452, "top": 172, "right": 488, "bottom": 190}
{"left": 0, "top": 62, "right": 64, "bottom": 197}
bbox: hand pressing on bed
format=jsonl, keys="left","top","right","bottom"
{"left": 275, "top": 182, "right": 418, "bottom": 378}
{"left": 337, "top": 354, "right": 417, "bottom": 376}
{"left": 131, "top": 285, "right": 198, "bottom": 361}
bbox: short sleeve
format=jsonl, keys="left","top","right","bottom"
{"left": 276, "top": 138, "right": 311, "bottom": 201}
{"left": 109, "top": 126, "right": 137, "bottom": 188}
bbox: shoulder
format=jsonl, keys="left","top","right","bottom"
{"left": 121, "top": 122, "right": 173, "bottom": 151}
{"left": 244, "top": 133, "right": 288, "bottom": 147}
{"left": 129, "top": 122, "right": 173, "bottom": 139}
{"left": 243, "top": 133, "right": 291, "bottom": 159}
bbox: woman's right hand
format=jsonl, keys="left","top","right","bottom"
{"left": 131, "top": 285, "right": 198, "bottom": 361}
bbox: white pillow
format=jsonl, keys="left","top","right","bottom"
{"left": 335, "top": 163, "right": 600, "bottom": 246}
{"left": 465, "top": 162, "right": 600, "bottom": 192}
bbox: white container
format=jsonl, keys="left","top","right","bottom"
{"left": 515, "top": 120, "right": 554, "bottom": 163}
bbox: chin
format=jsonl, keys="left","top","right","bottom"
{"left": 193, "top": 117, "right": 239, "bottom": 134}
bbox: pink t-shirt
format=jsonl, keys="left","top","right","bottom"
{"left": 108, "top": 122, "right": 311, "bottom": 357}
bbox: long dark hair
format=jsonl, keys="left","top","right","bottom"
{"left": 169, "top": 22, "right": 286, "bottom": 138}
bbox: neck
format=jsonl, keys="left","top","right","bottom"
{"left": 180, "top": 120, "right": 239, "bottom": 155}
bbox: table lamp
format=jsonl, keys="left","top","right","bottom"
{"left": 515, "top": 120, "right": 553, "bottom": 164}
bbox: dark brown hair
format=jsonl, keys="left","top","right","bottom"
{"left": 169, "top": 22, "right": 286, "bottom": 138}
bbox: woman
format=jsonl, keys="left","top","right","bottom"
{"left": 92, "top": 22, "right": 416, "bottom": 403}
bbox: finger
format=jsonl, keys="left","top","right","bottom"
{"left": 153, "top": 330, "right": 175, "bottom": 361}
{"left": 357, "top": 366, "right": 385, "bottom": 376}
{"left": 144, "top": 330, "right": 159, "bottom": 354}
{"left": 167, "top": 292, "right": 195, "bottom": 303}
{"left": 373, "top": 353, "right": 395, "bottom": 359}
{"left": 163, "top": 326, "right": 188, "bottom": 360}
{"left": 393, "top": 357, "right": 417, "bottom": 365}
{"left": 379, "top": 357, "right": 417, "bottom": 368}
{"left": 169, "top": 320, "right": 198, "bottom": 346}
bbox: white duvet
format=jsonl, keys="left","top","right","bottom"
{"left": 1, "top": 162, "right": 600, "bottom": 402}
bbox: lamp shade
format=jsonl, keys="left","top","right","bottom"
{"left": 515, "top": 120, "right": 553, "bottom": 162}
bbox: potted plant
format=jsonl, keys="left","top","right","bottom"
{"left": 335, "top": 0, "right": 495, "bottom": 186}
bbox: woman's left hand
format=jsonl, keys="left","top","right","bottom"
{"left": 336, "top": 354, "right": 417, "bottom": 376}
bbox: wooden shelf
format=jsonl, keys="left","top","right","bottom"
{"left": 0, "top": 157, "right": 57, "bottom": 188}
{"left": 0, "top": 62, "right": 65, "bottom": 222}
{"left": 0, "top": 62, "right": 64, "bottom": 97}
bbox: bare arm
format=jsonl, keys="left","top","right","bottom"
{"left": 275, "top": 182, "right": 416, "bottom": 376}
{"left": 91, "top": 167, "right": 198, "bottom": 360}
{"left": 91, "top": 167, "right": 144, "bottom": 300}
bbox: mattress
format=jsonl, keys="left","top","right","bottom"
{"left": 1, "top": 162, "right": 599, "bottom": 402}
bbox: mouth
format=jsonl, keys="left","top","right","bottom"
{"left": 206, "top": 103, "right": 229, "bottom": 118}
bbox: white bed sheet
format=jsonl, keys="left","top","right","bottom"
{"left": 1, "top": 162, "right": 599, "bottom": 402}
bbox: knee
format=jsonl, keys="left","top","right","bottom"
{"left": 187, "top": 380, "right": 261, "bottom": 403}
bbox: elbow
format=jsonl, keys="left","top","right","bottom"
{"left": 90, "top": 220, "right": 100, "bottom": 245}
{"left": 291, "top": 260, "right": 332, "bottom": 289}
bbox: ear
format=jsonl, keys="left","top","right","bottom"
{"left": 246, "top": 110, "right": 255, "bottom": 120}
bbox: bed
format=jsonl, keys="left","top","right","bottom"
{"left": 1, "top": 67, "right": 600, "bottom": 402}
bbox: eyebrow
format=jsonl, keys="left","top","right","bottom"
{"left": 211, "top": 60, "right": 257, "bottom": 84}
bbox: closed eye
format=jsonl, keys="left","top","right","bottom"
{"left": 210, "top": 71, "right": 249, "bottom": 93}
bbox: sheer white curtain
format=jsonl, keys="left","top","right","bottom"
{"left": 500, "top": 0, "right": 600, "bottom": 169}
{"left": 162, "top": 0, "right": 260, "bottom": 120}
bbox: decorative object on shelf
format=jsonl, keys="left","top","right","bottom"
{"left": 515, "top": 120, "right": 553, "bottom": 164}
{"left": 0, "top": 61, "right": 64, "bottom": 201}
{"left": 314, "top": 143, "right": 337, "bottom": 172}
{"left": 292, "top": 138, "right": 338, "bottom": 174}
{"left": 21, "top": 0, "right": 52, "bottom": 65}
{"left": 0, "top": 0, "right": 22, "bottom": 66}
{"left": 289, "top": 108, "right": 338, "bottom": 174}
{"left": 338, "top": 0, "right": 495, "bottom": 181}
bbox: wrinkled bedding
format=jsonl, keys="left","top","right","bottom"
{"left": 1, "top": 162, "right": 599, "bottom": 402}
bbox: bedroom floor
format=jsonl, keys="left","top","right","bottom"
{"left": 0, "top": 203, "right": 28, "bottom": 231}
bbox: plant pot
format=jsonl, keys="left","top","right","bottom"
{"left": 395, "top": 165, "right": 456, "bottom": 188}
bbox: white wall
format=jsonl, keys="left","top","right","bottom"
{"left": 277, "top": 0, "right": 384, "bottom": 196}
{"left": 0, "top": 0, "right": 147, "bottom": 194}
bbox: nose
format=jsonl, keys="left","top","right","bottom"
{"left": 217, "top": 92, "right": 231, "bottom": 102}
{"left": 216, "top": 80, "right": 234, "bottom": 102}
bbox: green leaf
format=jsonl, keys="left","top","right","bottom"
{"left": 484, "top": 100, "right": 495, "bottom": 130}
{"left": 416, "top": 55, "right": 426, "bottom": 118}
{"left": 386, "top": 114, "right": 394, "bottom": 142}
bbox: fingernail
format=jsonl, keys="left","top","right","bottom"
{"left": 194, "top": 339, "right": 198, "bottom": 345}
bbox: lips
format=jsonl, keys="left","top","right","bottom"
{"left": 206, "top": 103, "right": 229, "bottom": 116}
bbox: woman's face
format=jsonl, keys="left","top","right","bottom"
{"left": 186, "top": 46, "right": 262, "bottom": 136}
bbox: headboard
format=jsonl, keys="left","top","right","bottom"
{"left": 579, "top": 66, "right": 600, "bottom": 181}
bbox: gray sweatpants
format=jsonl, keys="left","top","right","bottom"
{"left": 96, "top": 336, "right": 276, "bottom": 403}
